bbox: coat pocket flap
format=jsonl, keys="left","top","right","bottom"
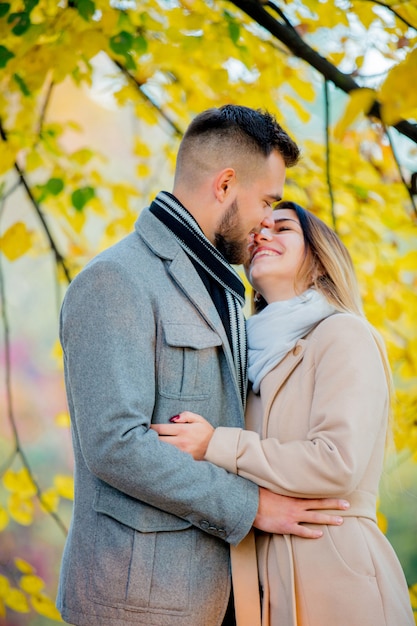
{"left": 93, "top": 483, "right": 192, "bottom": 532}
{"left": 164, "top": 323, "right": 222, "bottom": 349}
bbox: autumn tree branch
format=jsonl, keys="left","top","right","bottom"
{"left": 229, "top": 0, "right": 417, "bottom": 145}
{"left": 0, "top": 230, "right": 68, "bottom": 535}
{"left": 0, "top": 118, "right": 72, "bottom": 284}
{"left": 112, "top": 59, "right": 184, "bottom": 138}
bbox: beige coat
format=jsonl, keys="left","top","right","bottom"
{"left": 206, "top": 313, "right": 414, "bottom": 626}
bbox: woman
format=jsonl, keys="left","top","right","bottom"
{"left": 152, "top": 202, "right": 414, "bottom": 626}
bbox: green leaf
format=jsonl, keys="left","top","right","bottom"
{"left": 0, "top": 45, "right": 14, "bottom": 68}
{"left": 13, "top": 73, "right": 30, "bottom": 96}
{"left": 132, "top": 35, "right": 147, "bottom": 55}
{"left": 71, "top": 186, "right": 95, "bottom": 211}
{"left": 0, "top": 3, "right": 10, "bottom": 18}
{"left": 23, "top": 0, "right": 38, "bottom": 12}
{"left": 223, "top": 9, "right": 240, "bottom": 46}
{"left": 76, "top": 0, "right": 95, "bottom": 21}
{"left": 45, "top": 178, "right": 64, "bottom": 196}
{"left": 110, "top": 31, "right": 133, "bottom": 56}
{"left": 228, "top": 21, "right": 240, "bottom": 45}
{"left": 8, "top": 11, "right": 31, "bottom": 36}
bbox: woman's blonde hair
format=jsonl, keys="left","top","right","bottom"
{"left": 253, "top": 201, "right": 393, "bottom": 400}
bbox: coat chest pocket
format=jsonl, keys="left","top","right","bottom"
{"left": 158, "top": 323, "right": 222, "bottom": 400}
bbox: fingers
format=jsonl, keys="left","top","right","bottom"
{"left": 290, "top": 525, "right": 323, "bottom": 539}
{"left": 150, "top": 423, "right": 181, "bottom": 436}
{"left": 307, "top": 498, "right": 350, "bottom": 511}
{"left": 254, "top": 490, "right": 350, "bottom": 538}
{"left": 303, "top": 511, "right": 344, "bottom": 526}
{"left": 170, "top": 412, "right": 206, "bottom": 424}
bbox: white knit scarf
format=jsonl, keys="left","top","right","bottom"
{"left": 247, "top": 289, "right": 336, "bottom": 392}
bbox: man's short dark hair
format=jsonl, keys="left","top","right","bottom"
{"left": 179, "top": 104, "right": 300, "bottom": 168}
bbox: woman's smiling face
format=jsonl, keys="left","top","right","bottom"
{"left": 247, "top": 207, "right": 309, "bottom": 303}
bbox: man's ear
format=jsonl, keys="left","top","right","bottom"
{"left": 213, "top": 168, "right": 236, "bottom": 202}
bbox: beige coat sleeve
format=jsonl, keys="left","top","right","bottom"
{"left": 205, "top": 315, "right": 389, "bottom": 498}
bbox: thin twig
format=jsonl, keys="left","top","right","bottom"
{"left": 112, "top": 60, "right": 184, "bottom": 139}
{"left": 385, "top": 126, "right": 417, "bottom": 216}
{"left": 0, "top": 118, "right": 72, "bottom": 284}
{"left": 324, "top": 79, "right": 337, "bottom": 230}
{"left": 361, "top": 0, "right": 416, "bottom": 31}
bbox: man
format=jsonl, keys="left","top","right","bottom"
{"left": 57, "top": 105, "right": 348, "bottom": 626}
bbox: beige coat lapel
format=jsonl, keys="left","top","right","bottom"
{"left": 260, "top": 340, "right": 307, "bottom": 438}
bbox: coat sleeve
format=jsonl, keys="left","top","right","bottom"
{"left": 204, "top": 315, "right": 389, "bottom": 497}
{"left": 60, "top": 257, "right": 258, "bottom": 544}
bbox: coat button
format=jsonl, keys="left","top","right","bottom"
{"left": 293, "top": 344, "right": 302, "bottom": 355}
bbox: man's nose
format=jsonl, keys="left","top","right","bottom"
{"left": 261, "top": 215, "right": 275, "bottom": 229}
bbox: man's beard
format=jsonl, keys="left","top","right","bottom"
{"left": 214, "top": 200, "right": 250, "bottom": 265}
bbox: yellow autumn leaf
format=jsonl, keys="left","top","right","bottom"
{"left": 287, "top": 74, "right": 316, "bottom": 103}
{"left": 19, "top": 575, "right": 44, "bottom": 595}
{"left": 351, "top": 1, "right": 378, "bottom": 28}
{"left": 283, "top": 93, "right": 311, "bottom": 124}
{"left": 40, "top": 487, "right": 60, "bottom": 514}
{"left": 14, "top": 558, "right": 35, "bottom": 574}
{"left": 88, "top": 196, "right": 108, "bottom": 217}
{"left": 400, "top": 250, "right": 417, "bottom": 271}
{"left": 333, "top": 88, "right": 376, "bottom": 140}
{"left": 376, "top": 510, "right": 388, "bottom": 534}
{"left": 112, "top": 183, "right": 140, "bottom": 211}
{"left": 0, "top": 505, "right": 8, "bottom": 531}
{"left": 134, "top": 139, "right": 152, "bottom": 158}
{"left": 55, "top": 411, "right": 71, "bottom": 428}
{"left": 397, "top": 2, "right": 417, "bottom": 26}
{"left": 328, "top": 51, "right": 345, "bottom": 66}
{"left": 4, "top": 587, "right": 29, "bottom": 613}
{"left": 54, "top": 474, "right": 74, "bottom": 500}
{"left": 410, "top": 582, "right": 417, "bottom": 608}
{"left": 8, "top": 494, "right": 34, "bottom": 526}
{"left": 312, "top": 2, "right": 350, "bottom": 27}
{"left": 0, "top": 222, "right": 32, "bottom": 261}
{"left": 3, "top": 468, "right": 37, "bottom": 498}
{"left": 25, "top": 149, "right": 45, "bottom": 172}
{"left": 114, "top": 84, "right": 139, "bottom": 107}
{"left": 282, "top": 183, "right": 310, "bottom": 207}
{"left": 68, "top": 207, "right": 86, "bottom": 235}
{"left": 136, "top": 163, "right": 151, "bottom": 177}
{"left": 0, "top": 575, "right": 9, "bottom": 596}
{"left": 379, "top": 49, "right": 417, "bottom": 126}
{"left": 134, "top": 101, "right": 159, "bottom": 126}
{"left": 30, "top": 592, "right": 62, "bottom": 620}
{"left": 51, "top": 339, "right": 63, "bottom": 368}
{"left": 0, "top": 142, "right": 17, "bottom": 174}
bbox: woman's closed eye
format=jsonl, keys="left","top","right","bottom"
{"left": 273, "top": 217, "right": 302, "bottom": 234}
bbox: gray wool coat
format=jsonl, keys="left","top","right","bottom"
{"left": 56, "top": 207, "right": 259, "bottom": 626}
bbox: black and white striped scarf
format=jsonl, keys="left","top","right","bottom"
{"left": 149, "top": 191, "right": 247, "bottom": 408}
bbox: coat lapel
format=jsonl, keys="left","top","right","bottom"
{"left": 136, "top": 209, "right": 242, "bottom": 401}
{"left": 260, "top": 341, "right": 307, "bottom": 437}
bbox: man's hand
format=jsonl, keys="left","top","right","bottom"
{"left": 254, "top": 488, "right": 350, "bottom": 539}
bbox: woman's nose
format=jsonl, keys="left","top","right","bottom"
{"left": 253, "top": 228, "right": 273, "bottom": 243}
